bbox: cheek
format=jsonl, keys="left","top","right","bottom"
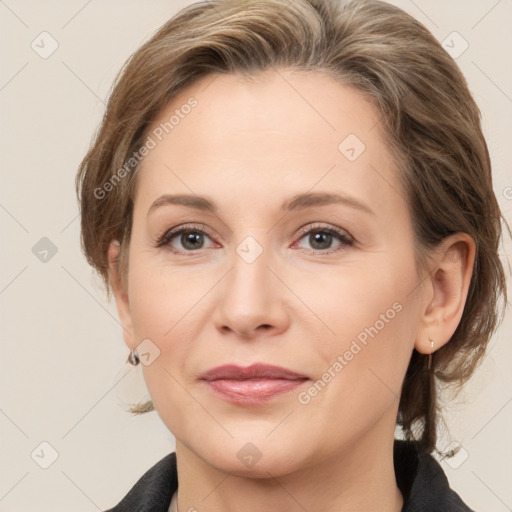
{"left": 127, "top": 254, "right": 210, "bottom": 339}
{"left": 307, "top": 260, "right": 415, "bottom": 352}
{"left": 292, "top": 269, "right": 417, "bottom": 455}
{"left": 126, "top": 263, "right": 202, "bottom": 425}
{"left": 303, "top": 256, "right": 419, "bottom": 410}
{"left": 125, "top": 254, "right": 222, "bottom": 403}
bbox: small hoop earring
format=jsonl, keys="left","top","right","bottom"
{"left": 128, "top": 349, "right": 140, "bottom": 366}
{"left": 428, "top": 338, "right": 435, "bottom": 370}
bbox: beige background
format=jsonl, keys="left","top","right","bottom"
{"left": 1, "top": 1, "right": 511, "bottom": 510}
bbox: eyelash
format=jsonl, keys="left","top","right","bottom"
{"left": 155, "top": 222, "right": 354, "bottom": 255}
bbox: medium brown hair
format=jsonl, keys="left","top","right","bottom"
{"left": 76, "top": 0, "right": 509, "bottom": 455}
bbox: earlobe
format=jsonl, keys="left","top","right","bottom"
{"left": 108, "top": 241, "right": 136, "bottom": 350}
{"left": 415, "top": 233, "right": 476, "bottom": 355}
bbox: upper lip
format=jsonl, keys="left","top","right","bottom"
{"left": 199, "top": 363, "right": 308, "bottom": 381}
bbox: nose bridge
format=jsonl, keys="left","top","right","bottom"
{"left": 213, "top": 234, "right": 289, "bottom": 337}
{"left": 228, "top": 237, "right": 274, "bottom": 313}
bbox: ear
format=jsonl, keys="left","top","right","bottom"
{"left": 415, "top": 232, "right": 476, "bottom": 355}
{"left": 108, "top": 241, "right": 136, "bottom": 351}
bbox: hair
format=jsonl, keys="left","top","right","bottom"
{"left": 76, "top": 0, "right": 508, "bottom": 455}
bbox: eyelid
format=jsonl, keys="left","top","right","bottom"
{"left": 155, "top": 223, "right": 216, "bottom": 250}
{"left": 294, "top": 222, "right": 354, "bottom": 244}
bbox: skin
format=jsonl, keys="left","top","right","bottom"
{"left": 108, "top": 69, "right": 475, "bottom": 512}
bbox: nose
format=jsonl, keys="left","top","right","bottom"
{"left": 212, "top": 246, "right": 291, "bottom": 340}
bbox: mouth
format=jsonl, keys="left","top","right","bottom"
{"left": 199, "top": 363, "right": 310, "bottom": 404}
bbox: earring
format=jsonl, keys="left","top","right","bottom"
{"left": 128, "top": 349, "right": 140, "bottom": 366}
{"left": 428, "top": 338, "right": 435, "bottom": 370}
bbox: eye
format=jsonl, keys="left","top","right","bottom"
{"left": 156, "top": 224, "right": 216, "bottom": 253}
{"left": 294, "top": 223, "right": 354, "bottom": 253}
{"left": 155, "top": 222, "right": 354, "bottom": 255}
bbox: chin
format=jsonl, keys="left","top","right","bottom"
{"left": 192, "top": 435, "right": 311, "bottom": 479}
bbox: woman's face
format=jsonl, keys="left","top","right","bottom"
{"left": 113, "top": 70, "right": 431, "bottom": 476}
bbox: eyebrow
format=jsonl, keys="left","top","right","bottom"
{"left": 148, "top": 191, "right": 375, "bottom": 216}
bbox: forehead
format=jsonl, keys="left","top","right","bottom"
{"left": 134, "top": 69, "right": 404, "bottom": 219}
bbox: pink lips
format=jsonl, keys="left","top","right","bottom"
{"left": 200, "top": 363, "right": 309, "bottom": 404}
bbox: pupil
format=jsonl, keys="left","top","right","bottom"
{"left": 311, "top": 231, "right": 332, "bottom": 249}
{"left": 183, "top": 232, "right": 203, "bottom": 249}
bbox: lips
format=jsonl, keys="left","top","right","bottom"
{"left": 200, "top": 363, "right": 308, "bottom": 381}
{"left": 199, "top": 363, "right": 309, "bottom": 404}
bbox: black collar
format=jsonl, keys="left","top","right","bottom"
{"left": 393, "top": 440, "right": 474, "bottom": 511}
{"left": 104, "top": 440, "right": 474, "bottom": 511}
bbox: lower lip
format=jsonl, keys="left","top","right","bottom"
{"left": 204, "top": 378, "right": 308, "bottom": 404}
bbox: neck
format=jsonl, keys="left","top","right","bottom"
{"left": 175, "top": 425, "right": 403, "bottom": 512}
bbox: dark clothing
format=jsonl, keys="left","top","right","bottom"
{"left": 104, "top": 440, "right": 474, "bottom": 511}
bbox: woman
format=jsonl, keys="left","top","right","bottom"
{"left": 76, "top": 0, "right": 508, "bottom": 510}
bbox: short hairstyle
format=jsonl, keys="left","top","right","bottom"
{"left": 76, "top": 0, "right": 508, "bottom": 455}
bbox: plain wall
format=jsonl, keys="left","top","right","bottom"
{"left": 1, "top": 1, "right": 511, "bottom": 510}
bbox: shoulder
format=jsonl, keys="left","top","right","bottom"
{"left": 394, "top": 440, "right": 475, "bottom": 511}
{"left": 103, "top": 452, "right": 177, "bottom": 512}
